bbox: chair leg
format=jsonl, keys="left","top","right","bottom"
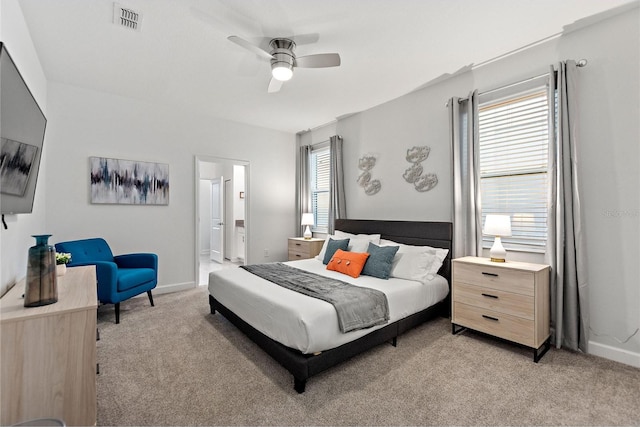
{"left": 115, "top": 303, "right": 120, "bottom": 324}
{"left": 147, "top": 290, "right": 155, "bottom": 307}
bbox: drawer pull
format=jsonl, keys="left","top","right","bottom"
{"left": 295, "top": 243, "right": 301, "bottom": 246}
{"left": 481, "top": 293, "right": 498, "bottom": 299}
{"left": 482, "top": 314, "right": 499, "bottom": 322}
{"left": 482, "top": 272, "right": 499, "bottom": 277}
{"left": 296, "top": 254, "right": 302, "bottom": 258}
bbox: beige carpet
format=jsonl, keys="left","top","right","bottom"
{"left": 96, "top": 286, "right": 640, "bottom": 426}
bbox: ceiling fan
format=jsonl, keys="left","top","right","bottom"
{"left": 228, "top": 35, "right": 341, "bottom": 93}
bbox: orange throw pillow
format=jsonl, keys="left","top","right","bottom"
{"left": 326, "top": 249, "right": 370, "bottom": 278}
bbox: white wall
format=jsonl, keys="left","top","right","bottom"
{"left": 310, "top": 6, "right": 640, "bottom": 365}
{"left": 233, "top": 165, "right": 245, "bottom": 223}
{"left": 198, "top": 180, "right": 211, "bottom": 253}
{"left": 42, "top": 82, "right": 296, "bottom": 290}
{"left": 0, "top": 0, "right": 49, "bottom": 296}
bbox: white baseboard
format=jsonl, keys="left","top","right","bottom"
{"left": 589, "top": 340, "right": 640, "bottom": 368}
{"left": 153, "top": 281, "right": 197, "bottom": 295}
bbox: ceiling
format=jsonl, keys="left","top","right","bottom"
{"left": 17, "top": 0, "right": 636, "bottom": 134}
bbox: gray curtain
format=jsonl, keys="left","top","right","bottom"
{"left": 546, "top": 61, "right": 589, "bottom": 352}
{"left": 450, "top": 91, "right": 482, "bottom": 258}
{"left": 297, "top": 144, "right": 312, "bottom": 237}
{"left": 328, "top": 135, "right": 346, "bottom": 234}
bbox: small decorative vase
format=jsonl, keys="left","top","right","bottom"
{"left": 56, "top": 264, "right": 67, "bottom": 276}
{"left": 24, "top": 234, "right": 58, "bottom": 307}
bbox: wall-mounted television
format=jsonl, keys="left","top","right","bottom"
{"left": 0, "top": 42, "right": 47, "bottom": 215}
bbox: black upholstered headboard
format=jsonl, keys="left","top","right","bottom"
{"left": 333, "top": 219, "right": 453, "bottom": 284}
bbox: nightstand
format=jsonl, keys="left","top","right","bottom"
{"left": 451, "top": 256, "right": 551, "bottom": 362}
{"left": 288, "top": 237, "right": 324, "bottom": 261}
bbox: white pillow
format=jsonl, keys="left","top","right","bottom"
{"left": 317, "top": 231, "right": 382, "bottom": 260}
{"left": 334, "top": 230, "right": 381, "bottom": 252}
{"left": 380, "top": 239, "right": 448, "bottom": 282}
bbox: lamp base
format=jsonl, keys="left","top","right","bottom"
{"left": 303, "top": 225, "right": 312, "bottom": 240}
{"left": 489, "top": 236, "right": 507, "bottom": 263}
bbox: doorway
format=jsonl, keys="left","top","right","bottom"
{"left": 195, "top": 156, "right": 249, "bottom": 286}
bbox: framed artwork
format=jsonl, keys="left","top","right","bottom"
{"left": 90, "top": 156, "right": 169, "bottom": 205}
{"left": 0, "top": 138, "right": 38, "bottom": 196}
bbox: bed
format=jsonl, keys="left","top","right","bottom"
{"left": 208, "top": 219, "right": 453, "bottom": 393}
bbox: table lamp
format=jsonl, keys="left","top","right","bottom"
{"left": 483, "top": 214, "right": 512, "bottom": 262}
{"left": 301, "top": 213, "right": 314, "bottom": 239}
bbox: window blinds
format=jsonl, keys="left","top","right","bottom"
{"left": 479, "top": 89, "right": 549, "bottom": 252}
{"left": 311, "top": 147, "right": 330, "bottom": 231}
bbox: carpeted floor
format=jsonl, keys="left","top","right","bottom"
{"left": 96, "top": 286, "right": 640, "bottom": 426}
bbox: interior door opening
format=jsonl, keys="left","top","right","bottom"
{"left": 209, "top": 177, "right": 224, "bottom": 264}
{"left": 195, "top": 156, "right": 249, "bottom": 286}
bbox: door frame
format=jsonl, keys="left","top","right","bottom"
{"left": 194, "top": 155, "right": 250, "bottom": 286}
{"left": 209, "top": 176, "right": 224, "bottom": 263}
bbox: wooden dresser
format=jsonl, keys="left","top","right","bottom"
{"left": 451, "top": 256, "right": 550, "bottom": 362}
{"left": 1, "top": 266, "right": 98, "bottom": 426}
{"left": 288, "top": 237, "right": 325, "bottom": 261}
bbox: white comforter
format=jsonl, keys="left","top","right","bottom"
{"left": 208, "top": 258, "right": 449, "bottom": 354}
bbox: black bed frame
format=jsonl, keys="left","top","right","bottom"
{"left": 208, "top": 219, "right": 453, "bottom": 393}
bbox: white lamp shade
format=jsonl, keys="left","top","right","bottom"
{"left": 483, "top": 214, "right": 512, "bottom": 237}
{"left": 301, "top": 213, "right": 314, "bottom": 226}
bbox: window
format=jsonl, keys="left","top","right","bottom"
{"left": 310, "top": 147, "right": 330, "bottom": 233}
{"left": 478, "top": 88, "right": 550, "bottom": 252}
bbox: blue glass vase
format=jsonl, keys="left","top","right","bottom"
{"left": 24, "top": 234, "right": 58, "bottom": 307}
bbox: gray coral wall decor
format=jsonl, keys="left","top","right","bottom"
{"left": 357, "top": 155, "right": 381, "bottom": 195}
{"left": 403, "top": 146, "right": 438, "bottom": 192}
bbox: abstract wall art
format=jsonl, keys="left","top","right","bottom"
{"left": 403, "top": 146, "right": 438, "bottom": 192}
{"left": 0, "top": 138, "right": 38, "bottom": 196}
{"left": 90, "top": 156, "right": 169, "bottom": 205}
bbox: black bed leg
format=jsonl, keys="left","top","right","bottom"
{"left": 294, "top": 378, "right": 306, "bottom": 394}
{"left": 391, "top": 337, "right": 397, "bottom": 347}
{"left": 208, "top": 295, "right": 216, "bottom": 315}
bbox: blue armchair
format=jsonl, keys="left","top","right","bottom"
{"left": 55, "top": 238, "right": 158, "bottom": 324}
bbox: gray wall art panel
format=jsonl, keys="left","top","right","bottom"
{"left": 90, "top": 156, "right": 169, "bottom": 205}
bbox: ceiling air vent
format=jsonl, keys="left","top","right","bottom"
{"left": 113, "top": 3, "right": 142, "bottom": 31}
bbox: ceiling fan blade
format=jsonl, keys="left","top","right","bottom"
{"left": 295, "top": 53, "right": 341, "bottom": 68}
{"left": 268, "top": 78, "right": 284, "bottom": 93}
{"left": 228, "top": 36, "right": 274, "bottom": 61}
{"left": 286, "top": 33, "right": 320, "bottom": 46}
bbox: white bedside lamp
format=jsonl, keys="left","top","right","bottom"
{"left": 484, "top": 214, "right": 512, "bottom": 262}
{"left": 301, "top": 213, "right": 314, "bottom": 239}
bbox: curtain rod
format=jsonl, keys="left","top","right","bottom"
{"left": 446, "top": 59, "right": 588, "bottom": 106}
{"left": 307, "top": 135, "right": 342, "bottom": 147}
{"left": 310, "top": 139, "right": 329, "bottom": 147}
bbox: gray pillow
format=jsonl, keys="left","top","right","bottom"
{"left": 362, "top": 242, "right": 400, "bottom": 279}
{"left": 322, "top": 238, "right": 350, "bottom": 265}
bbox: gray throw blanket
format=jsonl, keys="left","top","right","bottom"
{"left": 241, "top": 263, "right": 389, "bottom": 333}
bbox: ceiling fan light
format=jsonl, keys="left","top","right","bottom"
{"left": 272, "top": 65, "right": 293, "bottom": 81}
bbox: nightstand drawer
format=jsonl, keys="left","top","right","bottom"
{"left": 453, "top": 282, "right": 534, "bottom": 320}
{"left": 288, "top": 249, "right": 311, "bottom": 260}
{"left": 288, "top": 241, "right": 315, "bottom": 257}
{"left": 288, "top": 238, "right": 324, "bottom": 261}
{"left": 454, "top": 302, "right": 535, "bottom": 347}
{"left": 454, "top": 262, "right": 534, "bottom": 296}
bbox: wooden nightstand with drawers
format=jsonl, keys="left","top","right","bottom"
{"left": 288, "top": 237, "right": 325, "bottom": 261}
{"left": 451, "top": 256, "right": 551, "bottom": 362}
